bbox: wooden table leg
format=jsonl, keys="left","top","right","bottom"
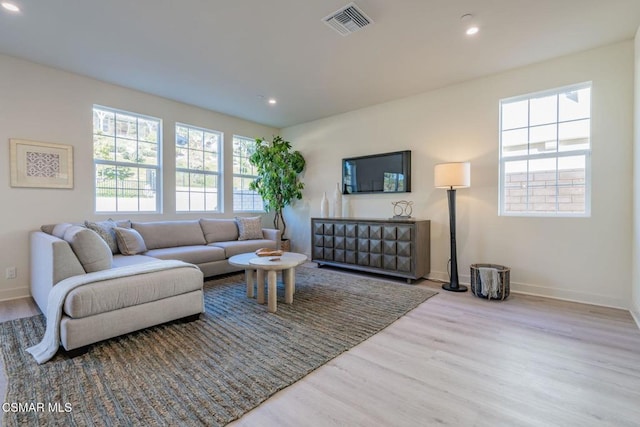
{"left": 245, "top": 269, "right": 255, "bottom": 298}
{"left": 256, "top": 268, "right": 265, "bottom": 304}
{"left": 267, "top": 270, "right": 278, "bottom": 313}
{"left": 284, "top": 267, "right": 295, "bottom": 304}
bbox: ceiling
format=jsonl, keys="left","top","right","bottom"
{"left": 1, "top": 1, "right": 639, "bottom": 129}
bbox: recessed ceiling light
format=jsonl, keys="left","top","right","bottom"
{"left": 466, "top": 26, "right": 479, "bottom": 36}
{"left": 1, "top": 2, "right": 20, "bottom": 12}
{"left": 268, "top": 98, "right": 277, "bottom": 105}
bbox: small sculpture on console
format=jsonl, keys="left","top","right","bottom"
{"left": 392, "top": 200, "right": 413, "bottom": 218}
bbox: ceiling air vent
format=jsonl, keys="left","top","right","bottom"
{"left": 323, "top": 2, "right": 373, "bottom": 36}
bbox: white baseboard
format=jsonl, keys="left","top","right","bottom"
{"left": 0, "top": 286, "right": 30, "bottom": 302}
{"left": 426, "top": 270, "right": 451, "bottom": 283}
{"left": 426, "top": 269, "right": 628, "bottom": 310}
{"left": 509, "top": 282, "right": 628, "bottom": 310}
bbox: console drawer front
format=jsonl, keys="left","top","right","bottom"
{"left": 311, "top": 218, "right": 429, "bottom": 281}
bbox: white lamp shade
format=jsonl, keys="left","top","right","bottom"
{"left": 434, "top": 162, "right": 471, "bottom": 189}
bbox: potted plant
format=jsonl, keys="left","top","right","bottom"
{"left": 249, "top": 136, "right": 305, "bottom": 250}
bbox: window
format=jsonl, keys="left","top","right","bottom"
{"left": 499, "top": 83, "right": 591, "bottom": 216}
{"left": 93, "top": 106, "right": 161, "bottom": 213}
{"left": 175, "top": 124, "right": 222, "bottom": 212}
{"left": 232, "top": 135, "right": 264, "bottom": 212}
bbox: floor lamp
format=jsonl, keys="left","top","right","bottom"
{"left": 434, "top": 162, "right": 471, "bottom": 292}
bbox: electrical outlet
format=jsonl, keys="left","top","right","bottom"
{"left": 5, "top": 267, "right": 16, "bottom": 280}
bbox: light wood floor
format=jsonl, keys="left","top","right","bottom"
{"left": 2, "top": 272, "right": 640, "bottom": 427}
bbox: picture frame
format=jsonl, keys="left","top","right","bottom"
{"left": 9, "top": 139, "right": 74, "bottom": 189}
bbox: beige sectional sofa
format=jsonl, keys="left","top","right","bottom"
{"left": 30, "top": 217, "right": 280, "bottom": 356}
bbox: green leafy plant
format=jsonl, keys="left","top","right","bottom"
{"left": 249, "top": 136, "right": 305, "bottom": 239}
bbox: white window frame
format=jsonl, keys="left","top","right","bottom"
{"left": 93, "top": 105, "right": 162, "bottom": 213}
{"left": 232, "top": 135, "right": 264, "bottom": 213}
{"left": 175, "top": 123, "right": 223, "bottom": 213}
{"left": 498, "top": 82, "right": 592, "bottom": 217}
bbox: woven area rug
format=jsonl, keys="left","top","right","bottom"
{"left": 1, "top": 267, "right": 436, "bottom": 426}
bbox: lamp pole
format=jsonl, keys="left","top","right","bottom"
{"left": 434, "top": 161, "right": 470, "bottom": 293}
{"left": 442, "top": 187, "right": 467, "bottom": 292}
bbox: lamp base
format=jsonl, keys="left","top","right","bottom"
{"left": 442, "top": 283, "right": 468, "bottom": 292}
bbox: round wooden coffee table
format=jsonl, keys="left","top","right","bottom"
{"left": 229, "top": 252, "right": 261, "bottom": 298}
{"left": 229, "top": 252, "right": 307, "bottom": 313}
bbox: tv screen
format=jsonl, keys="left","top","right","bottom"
{"left": 342, "top": 150, "right": 411, "bottom": 194}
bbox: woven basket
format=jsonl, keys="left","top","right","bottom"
{"left": 470, "top": 264, "right": 510, "bottom": 301}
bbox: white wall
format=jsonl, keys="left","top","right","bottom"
{"left": 282, "top": 41, "right": 634, "bottom": 309}
{"left": 0, "top": 54, "right": 277, "bottom": 301}
{"left": 633, "top": 29, "right": 640, "bottom": 326}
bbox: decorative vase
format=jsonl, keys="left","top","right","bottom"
{"left": 320, "top": 192, "right": 329, "bottom": 218}
{"left": 333, "top": 183, "right": 342, "bottom": 218}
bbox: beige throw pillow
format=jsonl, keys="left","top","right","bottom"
{"left": 235, "top": 216, "right": 263, "bottom": 241}
{"left": 114, "top": 227, "right": 147, "bottom": 255}
{"left": 63, "top": 226, "right": 113, "bottom": 273}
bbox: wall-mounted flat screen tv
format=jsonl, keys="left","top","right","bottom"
{"left": 342, "top": 150, "right": 411, "bottom": 194}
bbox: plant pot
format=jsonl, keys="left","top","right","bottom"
{"left": 280, "top": 239, "right": 291, "bottom": 252}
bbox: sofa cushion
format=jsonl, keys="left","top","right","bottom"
{"left": 64, "top": 266, "right": 203, "bottom": 319}
{"left": 114, "top": 227, "right": 148, "bottom": 255}
{"left": 199, "top": 218, "right": 239, "bottom": 243}
{"left": 132, "top": 220, "right": 206, "bottom": 250}
{"left": 112, "top": 254, "right": 158, "bottom": 268}
{"left": 235, "top": 216, "right": 263, "bottom": 240}
{"left": 63, "top": 226, "right": 112, "bottom": 273}
{"left": 209, "top": 239, "right": 277, "bottom": 258}
{"left": 144, "top": 245, "right": 226, "bottom": 264}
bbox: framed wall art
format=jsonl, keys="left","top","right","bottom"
{"left": 9, "top": 139, "right": 74, "bottom": 189}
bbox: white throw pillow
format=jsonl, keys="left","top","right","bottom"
{"left": 51, "top": 223, "right": 74, "bottom": 239}
{"left": 235, "top": 216, "right": 263, "bottom": 241}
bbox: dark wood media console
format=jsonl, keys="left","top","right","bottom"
{"left": 311, "top": 217, "right": 430, "bottom": 283}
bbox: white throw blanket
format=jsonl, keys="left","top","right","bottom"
{"left": 26, "top": 260, "right": 196, "bottom": 364}
{"left": 478, "top": 267, "right": 501, "bottom": 300}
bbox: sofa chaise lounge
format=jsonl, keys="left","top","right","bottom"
{"left": 29, "top": 217, "right": 280, "bottom": 360}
